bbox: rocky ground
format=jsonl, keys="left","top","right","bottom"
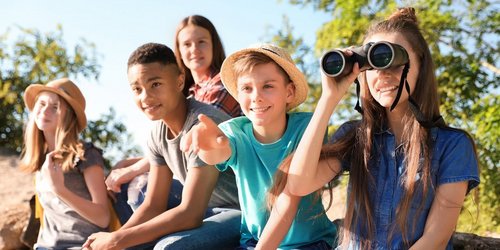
{"left": 0, "top": 152, "right": 33, "bottom": 250}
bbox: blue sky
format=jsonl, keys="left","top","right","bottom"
{"left": 0, "top": 0, "right": 330, "bottom": 152}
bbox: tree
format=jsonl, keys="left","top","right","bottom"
{"left": 0, "top": 26, "right": 140, "bottom": 166}
{"left": 272, "top": 0, "right": 499, "bottom": 235}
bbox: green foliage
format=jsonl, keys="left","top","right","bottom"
{"left": 82, "top": 107, "right": 142, "bottom": 169}
{"left": 277, "top": 0, "right": 499, "bottom": 236}
{"left": 0, "top": 26, "right": 140, "bottom": 166}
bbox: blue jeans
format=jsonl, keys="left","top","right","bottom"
{"left": 236, "top": 239, "right": 332, "bottom": 250}
{"left": 112, "top": 179, "right": 241, "bottom": 250}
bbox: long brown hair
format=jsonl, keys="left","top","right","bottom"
{"left": 20, "top": 94, "right": 85, "bottom": 173}
{"left": 174, "top": 15, "right": 226, "bottom": 96}
{"left": 269, "top": 7, "right": 455, "bottom": 249}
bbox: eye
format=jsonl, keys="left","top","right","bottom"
{"left": 240, "top": 86, "right": 251, "bottom": 92}
{"left": 263, "top": 84, "right": 274, "bottom": 89}
{"left": 131, "top": 86, "right": 141, "bottom": 94}
{"left": 152, "top": 82, "right": 161, "bottom": 88}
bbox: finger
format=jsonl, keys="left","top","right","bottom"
{"left": 216, "top": 135, "right": 229, "bottom": 148}
{"left": 198, "top": 114, "right": 217, "bottom": 129}
{"left": 108, "top": 190, "right": 117, "bottom": 202}
{"left": 82, "top": 237, "right": 93, "bottom": 248}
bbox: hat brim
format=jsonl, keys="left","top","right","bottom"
{"left": 220, "top": 47, "right": 308, "bottom": 111}
{"left": 24, "top": 84, "right": 87, "bottom": 132}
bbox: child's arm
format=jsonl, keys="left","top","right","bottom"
{"left": 180, "top": 114, "right": 231, "bottom": 165}
{"left": 44, "top": 151, "right": 110, "bottom": 228}
{"left": 106, "top": 157, "right": 150, "bottom": 193}
{"left": 287, "top": 62, "right": 360, "bottom": 197}
{"left": 410, "top": 181, "right": 468, "bottom": 249}
{"left": 256, "top": 189, "right": 301, "bottom": 249}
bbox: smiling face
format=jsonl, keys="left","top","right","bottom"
{"left": 128, "top": 62, "right": 184, "bottom": 122}
{"left": 236, "top": 62, "right": 294, "bottom": 135}
{"left": 364, "top": 32, "right": 420, "bottom": 112}
{"left": 178, "top": 24, "right": 214, "bottom": 78}
{"left": 33, "top": 91, "right": 63, "bottom": 134}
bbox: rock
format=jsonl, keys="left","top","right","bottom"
{"left": 0, "top": 204, "right": 30, "bottom": 250}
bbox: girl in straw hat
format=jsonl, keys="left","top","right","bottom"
{"left": 270, "top": 7, "right": 479, "bottom": 249}
{"left": 20, "top": 78, "right": 110, "bottom": 249}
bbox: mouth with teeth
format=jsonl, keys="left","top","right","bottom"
{"left": 143, "top": 104, "right": 160, "bottom": 112}
{"left": 377, "top": 85, "right": 398, "bottom": 93}
{"left": 250, "top": 106, "right": 270, "bottom": 113}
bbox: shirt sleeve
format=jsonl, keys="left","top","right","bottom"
{"left": 78, "top": 143, "right": 105, "bottom": 171}
{"left": 437, "top": 131, "right": 480, "bottom": 193}
{"left": 214, "top": 120, "right": 238, "bottom": 172}
{"left": 147, "top": 122, "right": 167, "bottom": 167}
{"left": 329, "top": 121, "right": 357, "bottom": 172}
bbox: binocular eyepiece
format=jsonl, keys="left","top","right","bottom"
{"left": 320, "top": 41, "right": 409, "bottom": 78}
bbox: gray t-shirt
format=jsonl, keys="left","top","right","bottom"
{"left": 35, "top": 143, "right": 106, "bottom": 250}
{"left": 147, "top": 98, "right": 239, "bottom": 208}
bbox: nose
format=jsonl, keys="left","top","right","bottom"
{"left": 139, "top": 88, "right": 152, "bottom": 103}
{"left": 251, "top": 88, "right": 263, "bottom": 103}
{"left": 40, "top": 105, "right": 51, "bottom": 115}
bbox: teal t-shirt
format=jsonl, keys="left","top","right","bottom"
{"left": 216, "top": 112, "right": 337, "bottom": 249}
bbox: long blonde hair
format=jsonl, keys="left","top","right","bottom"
{"left": 20, "top": 94, "right": 85, "bottom": 173}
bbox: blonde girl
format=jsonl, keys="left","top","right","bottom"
{"left": 20, "top": 78, "right": 109, "bottom": 249}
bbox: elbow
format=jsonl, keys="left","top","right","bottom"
{"left": 96, "top": 207, "right": 111, "bottom": 229}
{"left": 177, "top": 206, "right": 204, "bottom": 230}
{"left": 286, "top": 180, "right": 313, "bottom": 197}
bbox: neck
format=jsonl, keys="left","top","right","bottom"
{"left": 386, "top": 103, "right": 409, "bottom": 144}
{"left": 191, "top": 69, "right": 211, "bottom": 84}
{"left": 252, "top": 115, "right": 287, "bottom": 144}
{"left": 162, "top": 99, "right": 188, "bottom": 139}
{"left": 44, "top": 131, "right": 56, "bottom": 152}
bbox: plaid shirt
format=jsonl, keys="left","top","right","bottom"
{"left": 189, "top": 73, "right": 243, "bottom": 118}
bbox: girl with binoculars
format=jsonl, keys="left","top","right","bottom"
{"left": 268, "top": 7, "right": 479, "bottom": 249}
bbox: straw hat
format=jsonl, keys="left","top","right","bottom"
{"left": 24, "top": 78, "right": 87, "bottom": 132}
{"left": 220, "top": 43, "right": 308, "bottom": 111}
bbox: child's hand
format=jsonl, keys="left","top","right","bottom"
{"left": 321, "top": 49, "right": 361, "bottom": 100}
{"left": 180, "top": 114, "right": 229, "bottom": 155}
{"left": 41, "top": 151, "right": 65, "bottom": 194}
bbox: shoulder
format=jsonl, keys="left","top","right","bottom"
{"left": 81, "top": 142, "right": 103, "bottom": 158}
{"left": 78, "top": 142, "right": 105, "bottom": 170}
{"left": 287, "top": 112, "right": 313, "bottom": 128}
{"left": 187, "top": 97, "right": 231, "bottom": 124}
{"left": 434, "top": 127, "right": 476, "bottom": 153}
{"left": 219, "top": 116, "right": 251, "bottom": 132}
{"left": 329, "top": 120, "right": 359, "bottom": 143}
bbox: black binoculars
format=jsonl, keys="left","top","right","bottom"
{"left": 320, "top": 41, "right": 409, "bottom": 78}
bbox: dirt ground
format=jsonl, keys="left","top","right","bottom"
{"left": 0, "top": 152, "right": 34, "bottom": 214}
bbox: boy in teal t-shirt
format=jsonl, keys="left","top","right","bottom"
{"left": 181, "top": 43, "right": 336, "bottom": 249}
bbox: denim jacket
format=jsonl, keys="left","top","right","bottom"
{"left": 331, "top": 121, "right": 479, "bottom": 249}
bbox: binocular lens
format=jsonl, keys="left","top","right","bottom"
{"left": 321, "top": 50, "right": 345, "bottom": 77}
{"left": 369, "top": 43, "right": 393, "bottom": 68}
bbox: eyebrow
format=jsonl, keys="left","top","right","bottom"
{"left": 130, "top": 76, "right": 163, "bottom": 86}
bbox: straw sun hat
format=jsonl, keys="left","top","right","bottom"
{"left": 24, "top": 78, "right": 87, "bottom": 132}
{"left": 220, "top": 43, "right": 308, "bottom": 111}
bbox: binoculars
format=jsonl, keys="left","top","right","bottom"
{"left": 320, "top": 41, "right": 409, "bottom": 78}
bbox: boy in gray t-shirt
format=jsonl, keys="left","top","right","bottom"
{"left": 83, "top": 43, "right": 240, "bottom": 249}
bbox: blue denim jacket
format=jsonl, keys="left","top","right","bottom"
{"left": 331, "top": 121, "right": 480, "bottom": 249}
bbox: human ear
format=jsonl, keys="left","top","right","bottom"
{"left": 177, "top": 73, "right": 185, "bottom": 92}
